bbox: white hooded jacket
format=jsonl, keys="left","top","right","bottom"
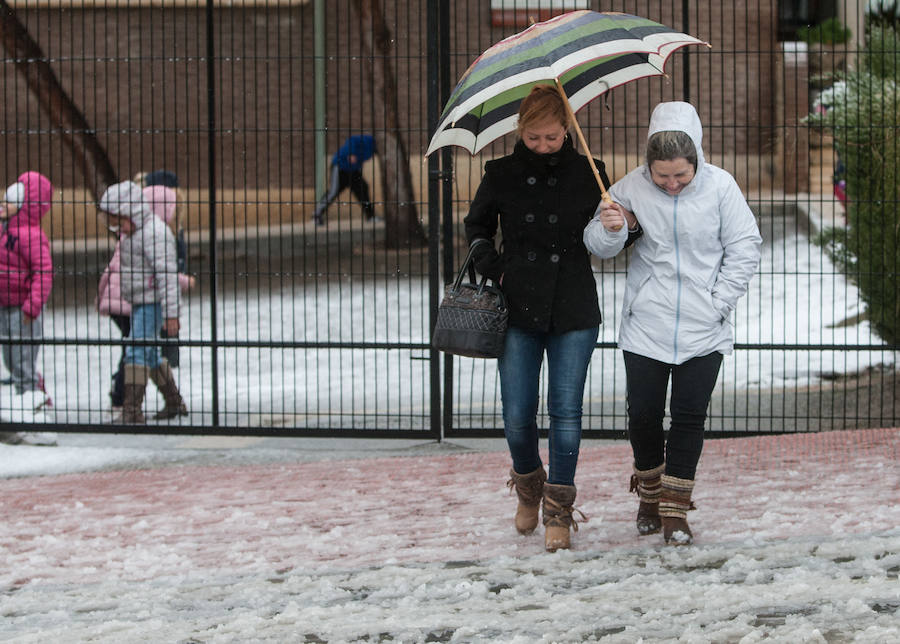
{"left": 583, "top": 102, "right": 762, "bottom": 365}
{"left": 99, "top": 181, "right": 180, "bottom": 319}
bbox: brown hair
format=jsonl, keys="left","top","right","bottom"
{"left": 516, "top": 85, "right": 570, "bottom": 137}
{"left": 646, "top": 131, "right": 698, "bottom": 171}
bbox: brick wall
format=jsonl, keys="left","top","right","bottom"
{"left": 1, "top": 1, "right": 795, "bottom": 237}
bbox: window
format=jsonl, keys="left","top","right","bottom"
{"left": 777, "top": 0, "right": 839, "bottom": 40}
{"left": 490, "top": 0, "right": 590, "bottom": 28}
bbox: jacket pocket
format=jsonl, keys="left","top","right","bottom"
{"left": 624, "top": 274, "right": 653, "bottom": 317}
{"left": 498, "top": 255, "right": 543, "bottom": 313}
{"left": 681, "top": 277, "right": 725, "bottom": 325}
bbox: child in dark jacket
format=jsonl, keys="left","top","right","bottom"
{"left": 312, "top": 134, "right": 378, "bottom": 225}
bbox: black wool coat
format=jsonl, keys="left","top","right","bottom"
{"left": 463, "top": 137, "right": 607, "bottom": 333}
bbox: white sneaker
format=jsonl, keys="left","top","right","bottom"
{"left": 17, "top": 432, "right": 58, "bottom": 446}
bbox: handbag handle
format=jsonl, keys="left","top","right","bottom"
{"left": 453, "top": 238, "right": 493, "bottom": 293}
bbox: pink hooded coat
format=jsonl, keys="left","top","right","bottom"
{"left": 0, "top": 171, "right": 54, "bottom": 319}
{"left": 95, "top": 185, "right": 190, "bottom": 316}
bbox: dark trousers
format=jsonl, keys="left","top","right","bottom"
{"left": 110, "top": 314, "right": 130, "bottom": 406}
{"left": 314, "top": 165, "right": 374, "bottom": 220}
{"left": 623, "top": 350, "right": 723, "bottom": 480}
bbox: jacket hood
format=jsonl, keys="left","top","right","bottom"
{"left": 142, "top": 185, "right": 177, "bottom": 225}
{"left": 647, "top": 101, "right": 706, "bottom": 176}
{"left": 14, "top": 171, "right": 54, "bottom": 225}
{"left": 100, "top": 181, "right": 152, "bottom": 225}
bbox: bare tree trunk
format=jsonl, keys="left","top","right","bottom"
{"left": 0, "top": 1, "right": 117, "bottom": 201}
{"left": 352, "top": 0, "right": 427, "bottom": 249}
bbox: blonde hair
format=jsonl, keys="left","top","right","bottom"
{"left": 516, "top": 85, "right": 570, "bottom": 137}
{"left": 173, "top": 187, "right": 187, "bottom": 229}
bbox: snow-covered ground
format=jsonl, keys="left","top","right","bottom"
{"left": 1, "top": 429, "right": 899, "bottom": 642}
{"left": 1, "top": 210, "right": 898, "bottom": 642}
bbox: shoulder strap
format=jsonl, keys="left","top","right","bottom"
{"left": 452, "top": 238, "right": 492, "bottom": 291}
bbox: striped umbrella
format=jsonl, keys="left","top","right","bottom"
{"left": 426, "top": 10, "right": 709, "bottom": 197}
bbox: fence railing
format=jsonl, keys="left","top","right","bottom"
{"left": 0, "top": 1, "right": 896, "bottom": 438}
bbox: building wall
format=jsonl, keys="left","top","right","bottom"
{"left": 1, "top": 1, "right": 786, "bottom": 236}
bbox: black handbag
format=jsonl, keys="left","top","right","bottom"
{"left": 432, "top": 240, "right": 508, "bottom": 358}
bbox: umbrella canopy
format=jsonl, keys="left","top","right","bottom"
{"left": 426, "top": 10, "right": 709, "bottom": 157}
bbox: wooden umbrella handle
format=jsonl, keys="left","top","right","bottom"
{"left": 554, "top": 78, "right": 611, "bottom": 204}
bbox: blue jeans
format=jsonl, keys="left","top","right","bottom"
{"left": 498, "top": 325, "right": 598, "bottom": 486}
{"left": 125, "top": 303, "right": 162, "bottom": 369}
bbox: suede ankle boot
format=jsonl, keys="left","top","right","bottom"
{"left": 507, "top": 466, "right": 547, "bottom": 535}
{"left": 115, "top": 364, "right": 149, "bottom": 424}
{"left": 149, "top": 360, "right": 188, "bottom": 420}
{"left": 542, "top": 483, "right": 586, "bottom": 552}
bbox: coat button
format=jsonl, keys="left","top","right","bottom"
{"left": 527, "top": 251, "right": 537, "bottom": 261}
{"left": 526, "top": 176, "right": 537, "bottom": 185}
{"left": 548, "top": 214, "right": 558, "bottom": 224}
{"left": 550, "top": 254, "right": 560, "bottom": 263}
{"left": 547, "top": 177, "right": 557, "bottom": 187}
{"left": 525, "top": 213, "right": 535, "bottom": 223}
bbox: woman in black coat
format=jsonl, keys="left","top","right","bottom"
{"left": 464, "top": 85, "right": 608, "bottom": 551}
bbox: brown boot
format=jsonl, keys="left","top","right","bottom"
{"left": 115, "top": 364, "right": 148, "bottom": 424}
{"left": 507, "top": 466, "right": 546, "bottom": 535}
{"left": 542, "top": 483, "right": 586, "bottom": 552}
{"left": 629, "top": 463, "right": 665, "bottom": 536}
{"left": 659, "top": 474, "right": 696, "bottom": 546}
{"left": 149, "top": 360, "right": 188, "bottom": 420}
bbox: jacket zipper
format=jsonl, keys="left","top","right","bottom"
{"left": 672, "top": 195, "right": 681, "bottom": 363}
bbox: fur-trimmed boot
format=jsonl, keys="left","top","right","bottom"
{"left": 506, "top": 466, "right": 547, "bottom": 534}
{"left": 629, "top": 463, "right": 665, "bottom": 536}
{"left": 149, "top": 360, "right": 188, "bottom": 420}
{"left": 542, "top": 483, "right": 586, "bottom": 552}
{"left": 507, "top": 466, "right": 547, "bottom": 535}
{"left": 659, "top": 474, "right": 696, "bottom": 546}
{"left": 115, "top": 364, "right": 149, "bottom": 424}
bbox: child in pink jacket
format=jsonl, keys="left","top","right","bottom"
{"left": 0, "top": 171, "right": 55, "bottom": 435}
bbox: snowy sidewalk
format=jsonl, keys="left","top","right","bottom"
{"left": 2, "top": 428, "right": 899, "bottom": 642}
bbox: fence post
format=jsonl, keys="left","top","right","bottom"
{"left": 205, "top": 0, "right": 220, "bottom": 427}
{"left": 427, "top": 0, "right": 443, "bottom": 440}
{"left": 682, "top": 0, "right": 691, "bottom": 101}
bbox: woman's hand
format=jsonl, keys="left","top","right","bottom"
{"left": 599, "top": 201, "right": 638, "bottom": 232}
{"left": 164, "top": 318, "right": 181, "bottom": 337}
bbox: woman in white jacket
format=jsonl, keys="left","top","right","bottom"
{"left": 583, "top": 102, "right": 761, "bottom": 545}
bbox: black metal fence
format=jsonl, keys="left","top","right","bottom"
{"left": 0, "top": 1, "right": 896, "bottom": 438}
